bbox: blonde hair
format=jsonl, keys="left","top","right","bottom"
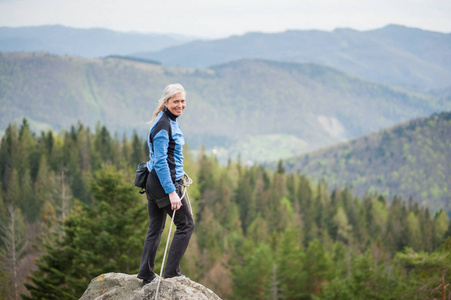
{"left": 149, "top": 83, "right": 186, "bottom": 124}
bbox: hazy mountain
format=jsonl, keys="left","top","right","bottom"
{"left": 0, "top": 25, "right": 195, "bottom": 58}
{"left": 135, "top": 24, "right": 451, "bottom": 92}
{"left": 0, "top": 52, "right": 449, "bottom": 163}
{"left": 284, "top": 111, "right": 451, "bottom": 214}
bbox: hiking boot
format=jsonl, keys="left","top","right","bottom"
{"left": 142, "top": 276, "right": 159, "bottom": 287}
{"left": 164, "top": 274, "right": 191, "bottom": 280}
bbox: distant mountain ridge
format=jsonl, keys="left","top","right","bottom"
{"left": 284, "top": 111, "right": 451, "bottom": 214}
{"left": 135, "top": 24, "right": 451, "bottom": 92}
{"left": 0, "top": 25, "right": 195, "bottom": 58}
{"left": 3, "top": 24, "right": 450, "bottom": 93}
{"left": 0, "top": 52, "right": 449, "bottom": 163}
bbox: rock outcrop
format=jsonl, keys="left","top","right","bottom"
{"left": 79, "top": 273, "right": 222, "bottom": 300}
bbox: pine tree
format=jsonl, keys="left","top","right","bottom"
{"left": 32, "top": 156, "right": 53, "bottom": 221}
{"left": 419, "top": 208, "right": 434, "bottom": 252}
{"left": 130, "top": 131, "right": 145, "bottom": 166}
{"left": 369, "top": 197, "right": 388, "bottom": 240}
{"left": 234, "top": 167, "right": 257, "bottom": 234}
{"left": 406, "top": 211, "right": 422, "bottom": 251}
{"left": 0, "top": 124, "right": 19, "bottom": 192}
{"left": 95, "top": 125, "right": 113, "bottom": 163}
{"left": 17, "top": 119, "right": 37, "bottom": 178}
{"left": 385, "top": 196, "right": 405, "bottom": 253}
{"left": 213, "top": 171, "right": 241, "bottom": 233}
{"left": 195, "top": 207, "right": 222, "bottom": 264}
{"left": 42, "top": 164, "right": 73, "bottom": 238}
{"left": 232, "top": 243, "right": 273, "bottom": 300}
{"left": 313, "top": 180, "right": 330, "bottom": 244}
{"left": 334, "top": 206, "right": 353, "bottom": 244}
{"left": 0, "top": 205, "right": 28, "bottom": 300}
{"left": 19, "top": 169, "right": 34, "bottom": 221}
{"left": 295, "top": 175, "right": 317, "bottom": 245}
{"left": 434, "top": 209, "right": 449, "bottom": 248}
{"left": 77, "top": 125, "right": 93, "bottom": 174}
{"left": 266, "top": 169, "right": 286, "bottom": 231}
{"left": 275, "top": 227, "right": 307, "bottom": 299}
{"left": 303, "top": 239, "right": 333, "bottom": 298}
{"left": 196, "top": 149, "right": 219, "bottom": 221}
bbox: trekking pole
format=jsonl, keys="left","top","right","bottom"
{"left": 155, "top": 175, "right": 193, "bottom": 300}
{"left": 155, "top": 209, "right": 176, "bottom": 300}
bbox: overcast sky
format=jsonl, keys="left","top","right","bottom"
{"left": 0, "top": 0, "right": 450, "bottom": 38}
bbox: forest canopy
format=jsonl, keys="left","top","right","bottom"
{"left": 0, "top": 119, "right": 449, "bottom": 299}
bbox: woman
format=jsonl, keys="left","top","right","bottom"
{"left": 137, "top": 83, "right": 194, "bottom": 287}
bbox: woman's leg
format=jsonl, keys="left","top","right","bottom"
{"left": 137, "top": 199, "right": 166, "bottom": 280}
{"left": 163, "top": 197, "right": 195, "bottom": 278}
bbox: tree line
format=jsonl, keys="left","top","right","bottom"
{"left": 0, "top": 120, "right": 449, "bottom": 299}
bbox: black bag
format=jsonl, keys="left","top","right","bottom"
{"left": 148, "top": 169, "right": 180, "bottom": 208}
{"left": 134, "top": 162, "right": 149, "bottom": 194}
{"left": 155, "top": 195, "right": 171, "bottom": 208}
{"left": 146, "top": 170, "right": 184, "bottom": 208}
{"left": 153, "top": 182, "right": 184, "bottom": 208}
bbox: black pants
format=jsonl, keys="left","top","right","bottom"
{"left": 137, "top": 171, "right": 194, "bottom": 280}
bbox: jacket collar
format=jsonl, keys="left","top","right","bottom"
{"left": 164, "top": 109, "right": 178, "bottom": 121}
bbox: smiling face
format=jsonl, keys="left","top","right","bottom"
{"left": 165, "top": 92, "right": 186, "bottom": 116}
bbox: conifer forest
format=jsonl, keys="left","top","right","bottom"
{"left": 0, "top": 120, "right": 450, "bottom": 300}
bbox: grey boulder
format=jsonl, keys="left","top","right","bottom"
{"left": 80, "top": 272, "right": 222, "bottom": 300}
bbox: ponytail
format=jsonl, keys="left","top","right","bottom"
{"left": 149, "top": 102, "right": 166, "bottom": 124}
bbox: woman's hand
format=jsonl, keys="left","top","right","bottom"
{"left": 169, "top": 191, "right": 182, "bottom": 210}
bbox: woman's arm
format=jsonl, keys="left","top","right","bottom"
{"left": 153, "top": 129, "right": 182, "bottom": 210}
{"left": 153, "top": 130, "right": 176, "bottom": 194}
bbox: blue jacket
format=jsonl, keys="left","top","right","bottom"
{"left": 146, "top": 110, "right": 185, "bottom": 194}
